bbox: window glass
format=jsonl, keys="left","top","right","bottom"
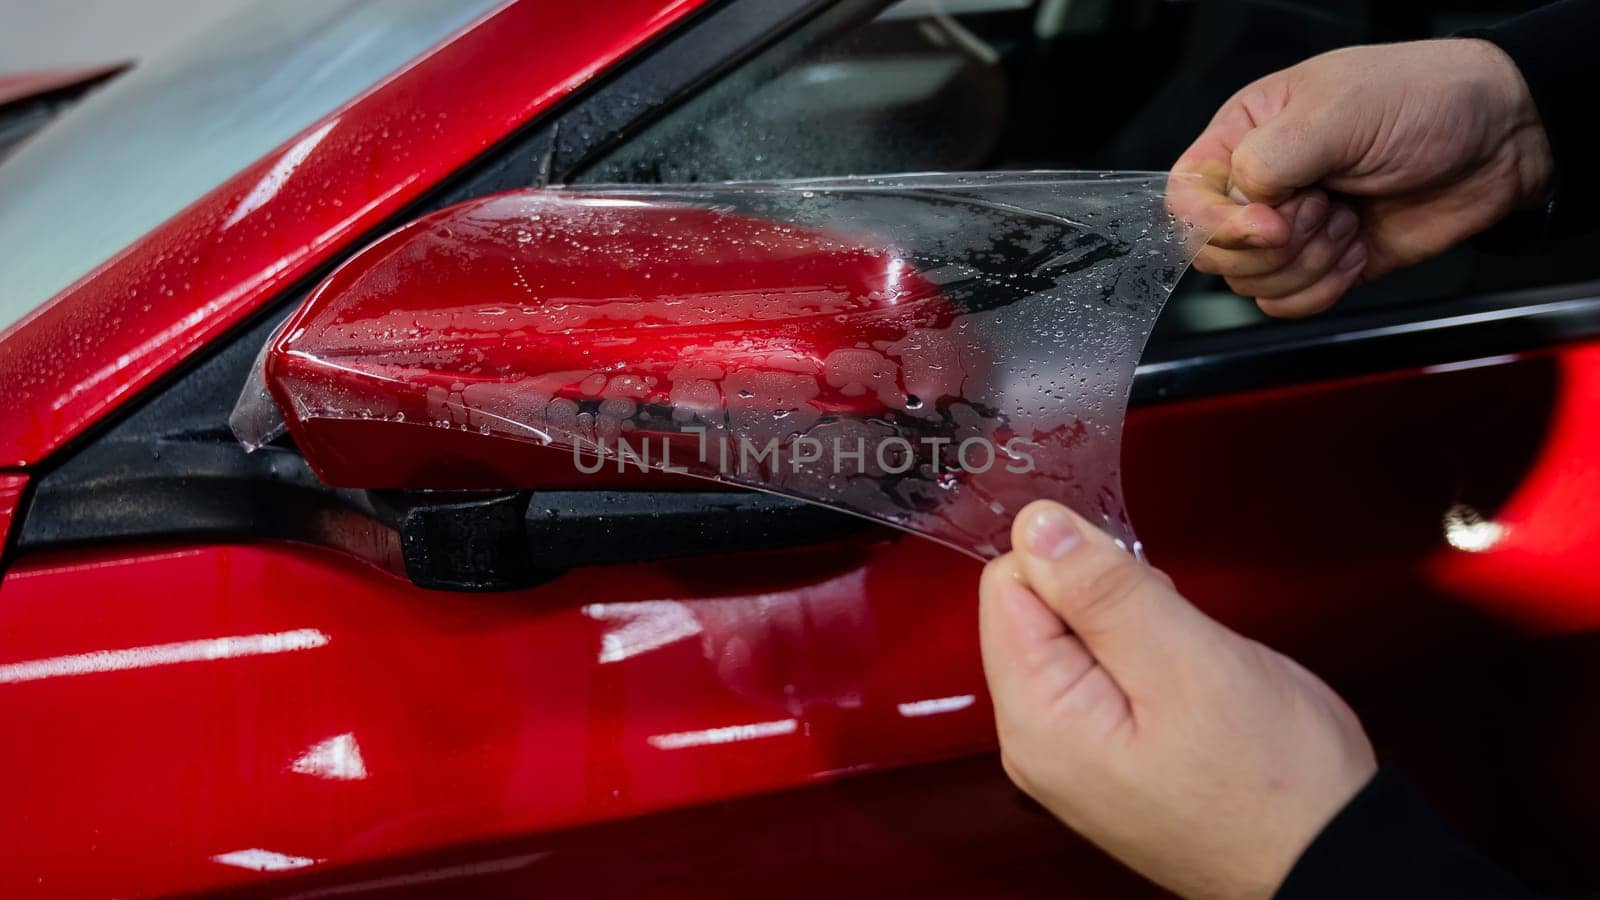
{"left": 578, "top": 0, "right": 1600, "bottom": 342}
{"left": 0, "top": 0, "right": 503, "bottom": 333}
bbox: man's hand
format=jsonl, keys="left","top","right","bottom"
{"left": 979, "top": 501, "right": 1378, "bottom": 899}
{"left": 1171, "top": 38, "right": 1553, "bottom": 317}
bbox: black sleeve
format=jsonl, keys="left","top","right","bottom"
{"left": 1274, "top": 767, "right": 1547, "bottom": 900}
{"left": 1473, "top": 0, "right": 1600, "bottom": 238}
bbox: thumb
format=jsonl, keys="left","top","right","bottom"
{"left": 1009, "top": 501, "right": 1223, "bottom": 703}
{"left": 1230, "top": 103, "right": 1345, "bottom": 205}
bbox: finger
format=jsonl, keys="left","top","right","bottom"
{"left": 978, "top": 556, "right": 1097, "bottom": 692}
{"left": 1225, "top": 204, "right": 1357, "bottom": 299}
{"left": 1009, "top": 501, "right": 1219, "bottom": 704}
{"left": 1254, "top": 240, "right": 1366, "bottom": 318}
{"left": 1169, "top": 161, "right": 1292, "bottom": 252}
{"left": 979, "top": 556, "right": 1129, "bottom": 742}
{"left": 1171, "top": 100, "right": 1293, "bottom": 250}
{"left": 1230, "top": 101, "right": 1349, "bottom": 206}
{"left": 1192, "top": 190, "right": 1329, "bottom": 277}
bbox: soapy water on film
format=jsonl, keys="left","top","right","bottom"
{"left": 233, "top": 172, "right": 1209, "bottom": 559}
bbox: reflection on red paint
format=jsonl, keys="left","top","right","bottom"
{"left": 0, "top": 472, "right": 27, "bottom": 555}
{"left": 0, "top": 627, "right": 329, "bottom": 684}
{"left": 1426, "top": 345, "right": 1600, "bottom": 630}
{"left": 0, "top": 539, "right": 991, "bottom": 897}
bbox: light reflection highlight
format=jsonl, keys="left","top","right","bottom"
{"left": 648, "top": 718, "right": 798, "bottom": 750}
{"left": 213, "top": 848, "right": 322, "bottom": 872}
{"left": 582, "top": 600, "right": 702, "bottom": 664}
{"left": 897, "top": 694, "right": 976, "bottom": 717}
{"left": 1444, "top": 504, "right": 1508, "bottom": 553}
{"left": 0, "top": 628, "right": 330, "bottom": 685}
{"left": 1421, "top": 354, "right": 1520, "bottom": 376}
{"left": 223, "top": 120, "right": 338, "bottom": 228}
{"left": 571, "top": 197, "right": 653, "bottom": 209}
{"left": 291, "top": 732, "right": 368, "bottom": 781}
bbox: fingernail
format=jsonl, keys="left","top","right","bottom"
{"left": 1337, "top": 240, "right": 1367, "bottom": 272}
{"left": 1227, "top": 185, "right": 1250, "bottom": 206}
{"left": 1294, "top": 196, "right": 1328, "bottom": 235}
{"left": 1327, "top": 207, "right": 1358, "bottom": 242}
{"left": 1023, "top": 505, "right": 1081, "bottom": 560}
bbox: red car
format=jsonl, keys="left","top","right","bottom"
{"left": 2, "top": 0, "right": 1598, "bottom": 897}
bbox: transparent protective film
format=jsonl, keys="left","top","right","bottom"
{"left": 234, "top": 172, "right": 1207, "bottom": 559}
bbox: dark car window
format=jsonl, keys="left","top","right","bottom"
{"left": 577, "top": 0, "right": 1600, "bottom": 345}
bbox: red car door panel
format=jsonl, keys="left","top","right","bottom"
{"left": 5, "top": 345, "right": 1598, "bottom": 896}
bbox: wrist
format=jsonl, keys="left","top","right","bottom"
{"left": 1467, "top": 36, "right": 1554, "bottom": 210}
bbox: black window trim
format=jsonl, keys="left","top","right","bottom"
{"left": 1134, "top": 280, "right": 1600, "bottom": 403}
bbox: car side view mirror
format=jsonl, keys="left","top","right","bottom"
{"left": 235, "top": 175, "right": 1202, "bottom": 588}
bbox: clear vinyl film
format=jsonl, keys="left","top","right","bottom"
{"left": 234, "top": 172, "right": 1208, "bottom": 558}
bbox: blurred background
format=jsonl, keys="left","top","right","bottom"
{"left": 4, "top": 0, "right": 1595, "bottom": 343}
{"left": 0, "top": 0, "right": 253, "bottom": 69}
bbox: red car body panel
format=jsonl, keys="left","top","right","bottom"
{"left": 0, "top": 0, "right": 705, "bottom": 468}
{"left": 0, "top": 473, "right": 26, "bottom": 550}
{"left": 4, "top": 346, "right": 1599, "bottom": 896}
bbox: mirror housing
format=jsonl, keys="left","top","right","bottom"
{"left": 261, "top": 190, "right": 951, "bottom": 492}
{"left": 243, "top": 173, "right": 1201, "bottom": 563}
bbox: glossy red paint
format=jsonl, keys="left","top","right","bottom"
{"left": 1425, "top": 344, "right": 1600, "bottom": 630}
{"left": 0, "top": 0, "right": 705, "bottom": 468}
{"left": 0, "top": 537, "right": 993, "bottom": 898}
{"left": 264, "top": 191, "right": 951, "bottom": 489}
{"left": 0, "top": 472, "right": 27, "bottom": 554}
{"left": 5, "top": 344, "right": 1600, "bottom": 896}
{"left": 1125, "top": 346, "right": 1600, "bottom": 664}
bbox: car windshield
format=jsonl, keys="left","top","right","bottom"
{"left": 0, "top": 0, "right": 503, "bottom": 335}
